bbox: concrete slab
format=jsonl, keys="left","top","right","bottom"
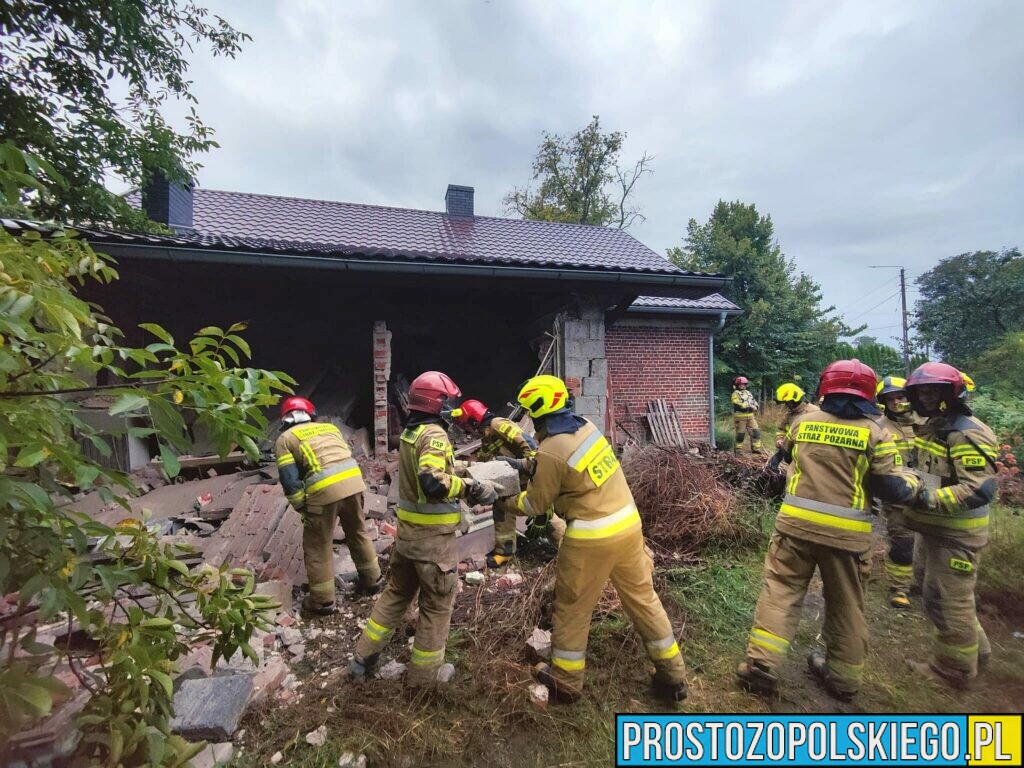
{"left": 466, "top": 461, "right": 520, "bottom": 498}
{"left": 170, "top": 673, "right": 254, "bottom": 741}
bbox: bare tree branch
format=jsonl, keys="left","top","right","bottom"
{"left": 615, "top": 152, "right": 654, "bottom": 229}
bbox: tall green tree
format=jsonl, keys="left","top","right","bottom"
{"left": 0, "top": 0, "right": 249, "bottom": 228}
{"left": 669, "top": 200, "right": 856, "bottom": 396}
{"left": 914, "top": 248, "right": 1024, "bottom": 367}
{"left": 504, "top": 115, "right": 653, "bottom": 229}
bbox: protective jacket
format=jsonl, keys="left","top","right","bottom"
{"left": 477, "top": 416, "right": 538, "bottom": 461}
{"left": 776, "top": 402, "right": 820, "bottom": 446}
{"left": 732, "top": 389, "right": 758, "bottom": 416}
{"left": 907, "top": 413, "right": 999, "bottom": 549}
{"left": 778, "top": 409, "right": 918, "bottom": 552}
{"left": 879, "top": 412, "right": 921, "bottom": 466}
{"left": 275, "top": 422, "right": 365, "bottom": 509}
{"left": 515, "top": 418, "right": 639, "bottom": 538}
{"left": 397, "top": 420, "right": 470, "bottom": 568}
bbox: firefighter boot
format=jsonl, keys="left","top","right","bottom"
{"left": 651, "top": 670, "right": 688, "bottom": 703}
{"left": 889, "top": 588, "right": 911, "bottom": 610}
{"left": 736, "top": 660, "right": 780, "bottom": 697}
{"left": 348, "top": 652, "right": 380, "bottom": 683}
{"left": 807, "top": 650, "right": 856, "bottom": 702}
{"left": 301, "top": 593, "right": 337, "bottom": 616}
{"left": 354, "top": 573, "right": 385, "bottom": 597}
{"left": 534, "top": 663, "right": 581, "bottom": 703}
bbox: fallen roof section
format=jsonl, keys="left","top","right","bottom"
{"left": 628, "top": 294, "right": 742, "bottom": 315}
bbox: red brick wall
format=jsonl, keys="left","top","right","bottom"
{"left": 606, "top": 324, "right": 711, "bottom": 443}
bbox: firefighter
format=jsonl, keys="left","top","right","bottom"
{"left": 513, "top": 375, "right": 688, "bottom": 703}
{"left": 731, "top": 376, "right": 763, "bottom": 453}
{"left": 349, "top": 372, "right": 498, "bottom": 686}
{"left": 904, "top": 363, "right": 998, "bottom": 689}
{"left": 875, "top": 376, "right": 921, "bottom": 609}
{"left": 736, "top": 359, "right": 918, "bottom": 701}
{"left": 767, "top": 383, "right": 818, "bottom": 470}
{"left": 275, "top": 396, "right": 381, "bottom": 615}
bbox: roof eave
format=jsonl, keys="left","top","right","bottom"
{"left": 626, "top": 305, "right": 742, "bottom": 316}
{"left": 92, "top": 240, "right": 732, "bottom": 291}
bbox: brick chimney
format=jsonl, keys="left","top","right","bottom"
{"left": 445, "top": 184, "right": 474, "bottom": 217}
{"left": 141, "top": 170, "right": 194, "bottom": 232}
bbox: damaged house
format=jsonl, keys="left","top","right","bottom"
{"left": 72, "top": 178, "right": 740, "bottom": 461}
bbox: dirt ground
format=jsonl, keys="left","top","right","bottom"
{"left": 233, "top": 508, "right": 1024, "bottom": 768}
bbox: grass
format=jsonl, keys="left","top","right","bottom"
{"left": 234, "top": 501, "right": 1024, "bottom": 766}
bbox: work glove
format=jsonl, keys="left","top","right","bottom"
{"left": 465, "top": 478, "right": 498, "bottom": 506}
{"left": 495, "top": 456, "right": 527, "bottom": 473}
{"left": 767, "top": 451, "right": 784, "bottom": 472}
{"left": 912, "top": 488, "right": 938, "bottom": 511}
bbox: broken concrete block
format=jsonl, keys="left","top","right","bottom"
{"left": 287, "top": 643, "right": 306, "bottom": 657}
{"left": 467, "top": 461, "right": 520, "bottom": 498}
{"left": 338, "top": 753, "right": 367, "bottom": 768}
{"left": 436, "top": 663, "right": 455, "bottom": 683}
{"left": 279, "top": 627, "right": 303, "bottom": 647}
{"left": 464, "top": 571, "right": 485, "bottom": 586}
{"left": 525, "top": 628, "right": 551, "bottom": 662}
{"left": 374, "top": 535, "right": 394, "bottom": 554}
{"left": 170, "top": 673, "right": 254, "bottom": 741}
{"left": 529, "top": 683, "right": 549, "bottom": 708}
{"left": 249, "top": 658, "right": 289, "bottom": 705}
{"left": 496, "top": 572, "right": 524, "bottom": 590}
{"left": 364, "top": 493, "right": 388, "bottom": 519}
{"left": 376, "top": 660, "right": 406, "bottom": 680}
{"left": 255, "top": 580, "right": 293, "bottom": 614}
{"left": 305, "top": 724, "right": 328, "bottom": 747}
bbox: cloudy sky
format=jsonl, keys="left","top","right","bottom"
{"left": 166, "top": 0, "right": 1023, "bottom": 343}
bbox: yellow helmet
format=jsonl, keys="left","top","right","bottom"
{"left": 961, "top": 372, "right": 976, "bottom": 392}
{"left": 775, "top": 383, "right": 805, "bottom": 403}
{"left": 517, "top": 375, "right": 570, "bottom": 417}
{"left": 875, "top": 376, "right": 907, "bottom": 398}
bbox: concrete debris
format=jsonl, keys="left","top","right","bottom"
{"left": 528, "top": 683, "right": 549, "bottom": 708}
{"left": 279, "top": 627, "right": 303, "bottom": 647}
{"left": 170, "top": 673, "right": 254, "bottom": 741}
{"left": 189, "top": 741, "right": 234, "bottom": 768}
{"left": 270, "top": 751, "right": 284, "bottom": 765}
{"left": 305, "top": 724, "right": 328, "bottom": 747}
{"left": 255, "top": 579, "right": 293, "bottom": 614}
{"left": 338, "top": 753, "right": 368, "bottom": 768}
{"left": 436, "top": 662, "right": 456, "bottom": 683}
{"left": 495, "top": 572, "right": 524, "bottom": 590}
{"left": 380, "top": 521, "right": 397, "bottom": 537}
{"left": 376, "top": 659, "right": 406, "bottom": 680}
{"left": 525, "top": 628, "right": 551, "bottom": 662}
{"left": 464, "top": 571, "right": 485, "bottom": 586}
{"left": 375, "top": 535, "right": 394, "bottom": 554}
{"left": 276, "top": 614, "right": 296, "bottom": 628}
{"left": 287, "top": 643, "right": 306, "bottom": 659}
{"left": 466, "top": 460, "right": 520, "bottom": 498}
{"left": 364, "top": 493, "right": 389, "bottom": 519}
{"left": 250, "top": 658, "right": 289, "bottom": 705}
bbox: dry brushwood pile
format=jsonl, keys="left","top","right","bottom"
{"left": 621, "top": 445, "right": 747, "bottom": 560}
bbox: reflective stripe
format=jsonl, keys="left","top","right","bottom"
{"left": 516, "top": 491, "right": 536, "bottom": 515}
{"left": 286, "top": 490, "right": 306, "bottom": 506}
{"left": 362, "top": 618, "right": 394, "bottom": 643}
{"left": 905, "top": 506, "right": 988, "bottom": 530}
{"left": 884, "top": 561, "right": 913, "bottom": 578}
{"left": 565, "top": 503, "right": 641, "bottom": 540}
{"left": 566, "top": 430, "right": 606, "bottom": 471}
{"left": 935, "top": 487, "right": 959, "bottom": 512}
{"left": 276, "top": 452, "right": 295, "bottom": 467}
{"left": 410, "top": 646, "right": 445, "bottom": 666}
{"left": 749, "top": 628, "right": 789, "bottom": 655}
{"left": 915, "top": 438, "right": 947, "bottom": 458}
{"left": 786, "top": 445, "right": 802, "bottom": 495}
{"left": 552, "top": 648, "right": 586, "bottom": 671}
{"left": 851, "top": 454, "right": 869, "bottom": 510}
{"left": 950, "top": 443, "right": 997, "bottom": 458}
{"left": 305, "top": 458, "right": 361, "bottom": 491}
{"left": 298, "top": 441, "right": 321, "bottom": 473}
{"left": 936, "top": 640, "right": 978, "bottom": 661}
{"left": 397, "top": 497, "right": 461, "bottom": 525}
{"left": 447, "top": 476, "right": 463, "bottom": 499}
{"left": 401, "top": 425, "right": 426, "bottom": 444}
{"left": 782, "top": 494, "right": 872, "bottom": 526}
{"left": 645, "top": 634, "right": 680, "bottom": 661}
{"left": 419, "top": 454, "right": 445, "bottom": 469}
{"left": 291, "top": 423, "right": 341, "bottom": 439}
{"left": 874, "top": 441, "right": 899, "bottom": 457}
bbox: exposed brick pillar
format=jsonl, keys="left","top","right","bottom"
{"left": 559, "top": 302, "right": 607, "bottom": 427}
{"left": 372, "top": 321, "right": 392, "bottom": 456}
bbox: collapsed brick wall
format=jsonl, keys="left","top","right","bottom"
{"left": 605, "top": 324, "right": 711, "bottom": 443}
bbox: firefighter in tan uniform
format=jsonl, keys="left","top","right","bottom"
{"left": 767, "top": 383, "right": 818, "bottom": 470}
{"left": 513, "top": 375, "right": 688, "bottom": 703}
{"left": 275, "top": 396, "right": 381, "bottom": 615}
{"left": 736, "top": 360, "right": 919, "bottom": 701}
{"left": 904, "top": 363, "right": 998, "bottom": 689}
{"left": 731, "top": 375, "right": 763, "bottom": 453}
{"left": 875, "top": 376, "right": 922, "bottom": 609}
{"left": 455, "top": 399, "right": 566, "bottom": 567}
{"left": 349, "top": 372, "right": 497, "bottom": 686}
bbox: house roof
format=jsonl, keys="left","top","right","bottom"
{"left": 112, "top": 187, "right": 715, "bottom": 276}
{"left": 629, "top": 294, "right": 741, "bottom": 313}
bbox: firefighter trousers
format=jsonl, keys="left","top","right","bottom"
{"left": 354, "top": 549, "right": 457, "bottom": 686}
{"left": 733, "top": 415, "right": 762, "bottom": 451}
{"left": 883, "top": 507, "right": 914, "bottom": 591}
{"left": 549, "top": 525, "right": 686, "bottom": 696}
{"left": 919, "top": 535, "right": 991, "bottom": 681}
{"left": 304, "top": 494, "right": 380, "bottom": 605}
{"left": 746, "top": 532, "right": 870, "bottom": 695}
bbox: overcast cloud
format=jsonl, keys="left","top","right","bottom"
{"left": 161, "top": 0, "right": 1023, "bottom": 343}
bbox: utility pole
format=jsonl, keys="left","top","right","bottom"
{"left": 868, "top": 265, "right": 912, "bottom": 374}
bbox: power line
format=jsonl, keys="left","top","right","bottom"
{"left": 845, "top": 290, "right": 901, "bottom": 323}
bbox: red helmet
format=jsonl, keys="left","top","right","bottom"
{"left": 408, "top": 371, "right": 461, "bottom": 415}
{"left": 455, "top": 399, "right": 488, "bottom": 426}
{"left": 906, "top": 362, "right": 965, "bottom": 397}
{"left": 817, "top": 359, "right": 878, "bottom": 401}
{"left": 734, "top": 376, "right": 749, "bottom": 387}
{"left": 280, "top": 396, "right": 316, "bottom": 418}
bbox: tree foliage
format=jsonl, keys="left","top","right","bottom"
{"left": 914, "top": 249, "right": 1024, "bottom": 368}
{"left": 0, "top": 0, "right": 249, "bottom": 228}
{"left": 0, "top": 145, "right": 294, "bottom": 765}
{"left": 669, "top": 200, "right": 857, "bottom": 396}
{"left": 504, "top": 115, "right": 653, "bottom": 229}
